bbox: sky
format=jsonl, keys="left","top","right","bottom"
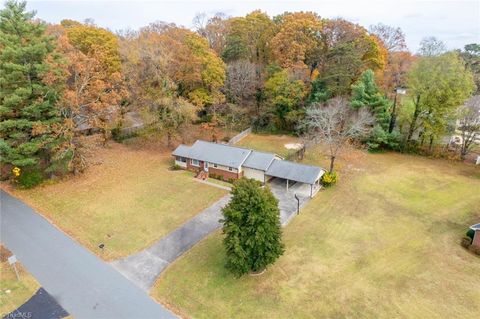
{"left": 5, "top": 0, "right": 480, "bottom": 52}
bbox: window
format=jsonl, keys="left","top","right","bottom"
{"left": 228, "top": 167, "right": 233, "bottom": 171}
{"left": 213, "top": 164, "right": 218, "bottom": 168}
{"left": 176, "top": 156, "right": 187, "bottom": 163}
{"left": 191, "top": 159, "right": 199, "bottom": 166}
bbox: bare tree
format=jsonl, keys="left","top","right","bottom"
{"left": 192, "top": 12, "right": 229, "bottom": 55}
{"left": 301, "top": 97, "right": 374, "bottom": 173}
{"left": 369, "top": 23, "right": 407, "bottom": 52}
{"left": 458, "top": 95, "right": 480, "bottom": 160}
{"left": 225, "top": 60, "right": 257, "bottom": 104}
{"left": 418, "top": 36, "right": 446, "bottom": 57}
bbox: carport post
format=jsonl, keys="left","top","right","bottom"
{"left": 310, "top": 184, "right": 313, "bottom": 198}
{"left": 286, "top": 179, "right": 289, "bottom": 191}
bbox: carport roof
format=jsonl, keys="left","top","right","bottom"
{"left": 266, "top": 159, "right": 324, "bottom": 184}
{"left": 243, "top": 151, "right": 277, "bottom": 171}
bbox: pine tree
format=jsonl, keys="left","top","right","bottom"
{"left": 351, "top": 69, "right": 399, "bottom": 150}
{"left": 0, "top": 1, "right": 64, "bottom": 173}
{"left": 221, "top": 178, "right": 284, "bottom": 276}
{"left": 351, "top": 69, "right": 391, "bottom": 130}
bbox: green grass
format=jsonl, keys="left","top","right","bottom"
{"left": 152, "top": 148, "right": 480, "bottom": 318}
{"left": 0, "top": 246, "right": 40, "bottom": 316}
{"left": 236, "top": 133, "right": 301, "bottom": 158}
{"left": 4, "top": 144, "right": 226, "bottom": 260}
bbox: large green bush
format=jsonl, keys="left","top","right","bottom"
{"left": 17, "top": 169, "right": 44, "bottom": 188}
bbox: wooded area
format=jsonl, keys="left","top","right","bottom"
{"left": 1, "top": 1, "right": 478, "bottom": 186}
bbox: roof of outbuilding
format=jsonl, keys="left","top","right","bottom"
{"left": 266, "top": 159, "right": 324, "bottom": 184}
{"left": 242, "top": 151, "right": 277, "bottom": 171}
{"left": 173, "top": 140, "right": 252, "bottom": 168}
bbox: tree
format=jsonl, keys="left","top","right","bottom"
{"left": 0, "top": 0, "right": 64, "bottom": 174}
{"left": 406, "top": 52, "right": 475, "bottom": 145}
{"left": 156, "top": 96, "right": 198, "bottom": 147}
{"left": 264, "top": 70, "right": 306, "bottom": 130}
{"left": 51, "top": 25, "right": 127, "bottom": 149}
{"left": 224, "top": 60, "right": 257, "bottom": 104}
{"left": 301, "top": 98, "right": 374, "bottom": 173}
{"left": 221, "top": 178, "right": 284, "bottom": 276}
{"left": 316, "top": 18, "right": 387, "bottom": 96}
{"left": 458, "top": 43, "right": 480, "bottom": 94}
{"left": 351, "top": 70, "right": 396, "bottom": 150}
{"left": 378, "top": 51, "right": 414, "bottom": 93}
{"left": 61, "top": 20, "right": 122, "bottom": 74}
{"left": 121, "top": 24, "right": 225, "bottom": 110}
{"left": 418, "top": 36, "right": 446, "bottom": 57}
{"left": 457, "top": 95, "right": 480, "bottom": 160}
{"left": 351, "top": 70, "right": 391, "bottom": 129}
{"left": 222, "top": 11, "right": 276, "bottom": 65}
{"left": 271, "top": 12, "right": 323, "bottom": 73}
{"left": 369, "top": 23, "right": 407, "bottom": 52}
{"left": 193, "top": 12, "right": 230, "bottom": 56}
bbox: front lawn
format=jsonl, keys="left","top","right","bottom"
{"left": 2, "top": 143, "right": 226, "bottom": 260}
{"left": 0, "top": 246, "right": 40, "bottom": 316}
{"left": 152, "top": 150, "right": 480, "bottom": 318}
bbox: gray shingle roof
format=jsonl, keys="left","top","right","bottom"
{"left": 266, "top": 159, "right": 324, "bottom": 184}
{"left": 242, "top": 151, "right": 277, "bottom": 171}
{"left": 172, "top": 145, "right": 192, "bottom": 158}
{"left": 470, "top": 223, "right": 480, "bottom": 230}
{"left": 174, "top": 140, "right": 251, "bottom": 168}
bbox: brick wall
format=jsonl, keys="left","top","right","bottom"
{"left": 473, "top": 230, "right": 480, "bottom": 248}
{"left": 186, "top": 159, "right": 204, "bottom": 173}
{"left": 208, "top": 167, "right": 241, "bottom": 181}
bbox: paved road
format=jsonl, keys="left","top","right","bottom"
{"left": 112, "top": 194, "right": 232, "bottom": 290}
{"left": 0, "top": 190, "right": 176, "bottom": 319}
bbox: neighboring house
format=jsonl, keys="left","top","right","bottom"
{"left": 471, "top": 224, "right": 480, "bottom": 248}
{"left": 173, "top": 140, "right": 325, "bottom": 197}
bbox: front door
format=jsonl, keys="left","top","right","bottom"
{"left": 204, "top": 162, "right": 209, "bottom": 172}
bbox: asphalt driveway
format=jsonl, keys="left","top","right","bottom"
{"left": 112, "top": 181, "right": 315, "bottom": 290}
{"left": 112, "top": 194, "right": 232, "bottom": 290}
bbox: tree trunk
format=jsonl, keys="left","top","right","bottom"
{"left": 428, "top": 135, "right": 434, "bottom": 153}
{"left": 388, "top": 92, "right": 398, "bottom": 133}
{"left": 167, "top": 132, "right": 172, "bottom": 148}
{"left": 329, "top": 155, "right": 336, "bottom": 173}
{"left": 407, "top": 95, "right": 421, "bottom": 143}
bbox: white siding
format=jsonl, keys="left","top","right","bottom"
{"left": 175, "top": 160, "right": 187, "bottom": 168}
{"left": 210, "top": 163, "right": 238, "bottom": 173}
{"left": 243, "top": 167, "right": 265, "bottom": 182}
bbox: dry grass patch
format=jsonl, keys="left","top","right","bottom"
{"left": 2, "top": 143, "right": 226, "bottom": 260}
{"left": 236, "top": 133, "right": 301, "bottom": 158}
{"left": 152, "top": 149, "right": 480, "bottom": 318}
{"left": 0, "top": 246, "right": 40, "bottom": 316}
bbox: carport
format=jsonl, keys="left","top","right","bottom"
{"left": 265, "top": 160, "right": 325, "bottom": 198}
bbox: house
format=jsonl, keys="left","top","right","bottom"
{"left": 470, "top": 224, "right": 480, "bottom": 248}
{"left": 173, "top": 140, "right": 325, "bottom": 197}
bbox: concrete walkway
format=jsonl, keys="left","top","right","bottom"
{"left": 194, "top": 178, "right": 232, "bottom": 191}
{"left": 111, "top": 195, "right": 232, "bottom": 291}
{"left": 0, "top": 190, "right": 176, "bottom": 319}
